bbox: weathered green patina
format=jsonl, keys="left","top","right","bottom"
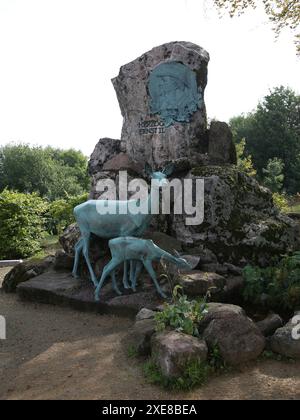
{"left": 148, "top": 61, "right": 202, "bottom": 126}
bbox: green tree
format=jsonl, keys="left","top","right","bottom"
{"left": 0, "top": 144, "right": 90, "bottom": 200}
{"left": 235, "top": 138, "right": 257, "bottom": 177}
{"left": 230, "top": 87, "right": 300, "bottom": 194}
{"left": 213, "top": 0, "right": 300, "bottom": 55}
{"left": 0, "top": 190, "right": 48, "bottom": 259}
{"left": 262, "top": 157, "right": 285, "bottom": 192}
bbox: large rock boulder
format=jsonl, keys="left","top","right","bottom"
{"left": 112, "top": 41, "right": 210, "bottom": 169}
{"left": 203, "top": 311, "right": 265, "bottom": 365}
{"left": 151, "top": 330, "right": 208, "bottom": 378}
{"left": 126, "top": 318, "right": 157, "bottom": 356}
{"left": 270, "top": 317, "right": 300, "bottom": 359}
{"left": 256, "top": 314, "right": 283, "bottom": 337}
{"left": 2, "top": 256, "right": 54, "bottom": 293}
{"left": 178, "top": 271, "right": 226, "bottom": 297}
{"left": 171, "top": 165, "right": 300, "bottom": 266}
{"left": 208, "top": 121, "right": 237, "bottom": 165}
{"left": 198, "top": 302, "right": 245, "bottom": 333}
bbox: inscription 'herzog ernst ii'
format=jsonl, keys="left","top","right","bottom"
{"left": 138, "top": 120, "right": 165, "bottom": 135}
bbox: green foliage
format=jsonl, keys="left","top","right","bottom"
{"left": 262, "top": 158, "right": 285, "bottom": 193}
{"left": 272, "top": 192, "right": 289, "bottom": 211}
{"left": 208, "top": 344, "right": 229, "bottom": 373}
{"left": 235, "top": 138, "right": 257, "bottom": 177}
{"left": 213, "top": 0, "right": 300, "bottom": 55}
{"left": 154, "top": 286, "right": 208, "bottom": 337}
{"left": 243, "top": 252, "right": 300, "bottom": 310}
{"left": 0, "top": 143, "right": 90, "bottom": 200}
{"left": 260, "top": 350, "right": 295, "bottom": 363}
{"left": 143, "top": 358, "right": 210, "bottom": 391}
{"left": 127, "top": 345, "right": 139, "bottom": 359}
{"left": 46, "top": 193, "right": 88, "bottom": 234}
{"left": 0, "top": 190, "right": 48, "bottom": 259}
{"left": 230, "top": 87, "right": 300, "bottom": 194}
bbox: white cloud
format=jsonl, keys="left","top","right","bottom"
{"left": 0, "top": 0, "right": 299, "bottom": 156}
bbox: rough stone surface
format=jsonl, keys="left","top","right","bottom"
{"left": 136, "top": 308, "right": 156, "bottom": 322}
{"left": 112, "top": 41, "right": 210, "bottom": 169}
{"left": 126, "top": 319, "right": 156, "bottom": 356}
{"left": 208, "top": 121, "right": 237, "bottom": 165}
{"left": 151, "top": 331, "right": 208, "bottom": 378}
{"left": 203, "top": 313, "right": 265, "bottom": 365}
{"left": 59, "top": 224, "right": 81, "bottom": 256}
{"left": 88, "top": 138, "right": 122, "bottom": 175}
{"left": 2, "top": 256, "right": 54, "bottom": 293}
{"left": 16, "top": 271, "right": 164, "bottom": 317}
{"left": 54, "top": 250, "right": 74, "bottom": 271}
{"left": 198, "top": 303, "right": 245, "bottom": 333}
{"left": 256, "top": 314, "right": 283, "bottom": 337}
{"left": 102, "top": 152, "right": 143, "bottom": 174}
{"left": 171, "top": 166, "right": 300, "bottom": 266}
{"left": 179, "top": 271, "right": 225, "bottom": 297}
{"left": 271, "top": 318, "right": 300, "bottom": 359}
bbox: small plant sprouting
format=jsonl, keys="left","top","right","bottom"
{"left": 154, "top": 285, "right": 209, "bottom": 338}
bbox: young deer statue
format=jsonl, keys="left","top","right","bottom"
{"left": 94, "top": 237, "right": 191, "bottom": 301}
{"left": 72, "top": 163, "right": 174, "bottom": 286}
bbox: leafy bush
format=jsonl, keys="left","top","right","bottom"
{"left": 0, "top": 190, "right": 48, "bottom": 259}
{"left": 243, "top": 252, "right": 300, "bottom": 310}
{"left": 46, "top": 193, "right": 88, "bottom": 234}
{"left": 0, "top": 143, "right": 90, "bottom": 200}
{"left": 154, "top": 286, "right": 208, "bottom": 337}
{"left": 272, "top": 192, "right": 289, "bottom": 212}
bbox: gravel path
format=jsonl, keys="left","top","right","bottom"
{"left": 1, "top": 267, "right": 300, "bottom": 400}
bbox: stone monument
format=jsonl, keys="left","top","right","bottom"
{"left": 72, "top": 41, "right": 299, "bottom": 267}
{"left": 112, "top": 41, "right": 210, "bottom": 169}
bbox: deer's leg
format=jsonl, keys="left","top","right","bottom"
{"left": 95, "top": 259, "right": 121, "bottom": 301}
{"left": 132, "top": 261, "right": 143, "bottom": 291}
{"left": 122, "top": 260, "right": 130, "bottom": 289}
{"left": 111, "top": 270, "right": 122, "bottom": 296}
{"left": 143, "top": 260, "right": 167, "bottom": 299}
{"left": 82, "top": 233, "right": 98, "bottom": 287}
{"left": 72, "top": 238, "right": 84, "bottom": 278}
{"left": 129, "top": 261, "right": 136, "bottom": 291}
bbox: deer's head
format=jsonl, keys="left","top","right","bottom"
{"left": 145, "top": 163, "right": 174, "bottom": 189}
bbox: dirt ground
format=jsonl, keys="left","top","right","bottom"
{"left": 0, "top": 267, "right": 300, "bottom": 400}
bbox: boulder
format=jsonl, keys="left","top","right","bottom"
{"left": 126, "top": 319, "right": 156, "bottom": 356}
{"left": 112, "top": 41, "right": 210, "bottom": 168}
{"left": 102, "top": 152, "right": 143, "bottom": 175}
{"left": 151, "top": 331, "right": 208, "bottom": 378}
{"left": 171, "top": 166, "right": 300, "bottom": 266}
{"left": 88, "top": 138, "right": 122, "bottom": 175}
{"left": 208, "top": 121, "right": 237, "bottom": 165}
{"left": 198, "top": 302, "right": 245, "bottom": 333}
{"left": 59, "top": 223, "right": 81, "bottom": 256}
{"left": 2, "top": 256, "right": 54, "bottom": 293}
{"left": 179, "top": 271, "right": 226, "bottom": 297}
{"left": 256, "top": 314, "right": 283, "bottom": 337}
{"left": 203, "top": 313, "right": 265, "bottom": 365}
{"left": 136, "top": 308, "right": 156, "bottom": 322}
{"left": 54, "top": 250, "right": 74, "bottom": 271}
{"left": 270, "top": 317, "right": 300, "bottom": 359}
{"left": 143, "top": 231, "right": 183, "bottom": 254}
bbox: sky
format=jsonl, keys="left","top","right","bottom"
{"left": 0, "top": 0, "right": 299, "bottom": 156}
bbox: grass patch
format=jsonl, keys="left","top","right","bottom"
{"left": 127, "top": 345, "right": 139, "bottom": 359}
{"left": 259, "top": 350, "right": 295, "bottom": 363}
{"left": 289, "top": 203, "right": 300, "bottom": 214}
{"left": 142, "top": 345, "right": 230, "bottom": 391}
{"left": 143, "top": 358, "right": 211, "bottom": 391}
{"left": 29, "top": 234, "right": 60, "bottom": 261}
